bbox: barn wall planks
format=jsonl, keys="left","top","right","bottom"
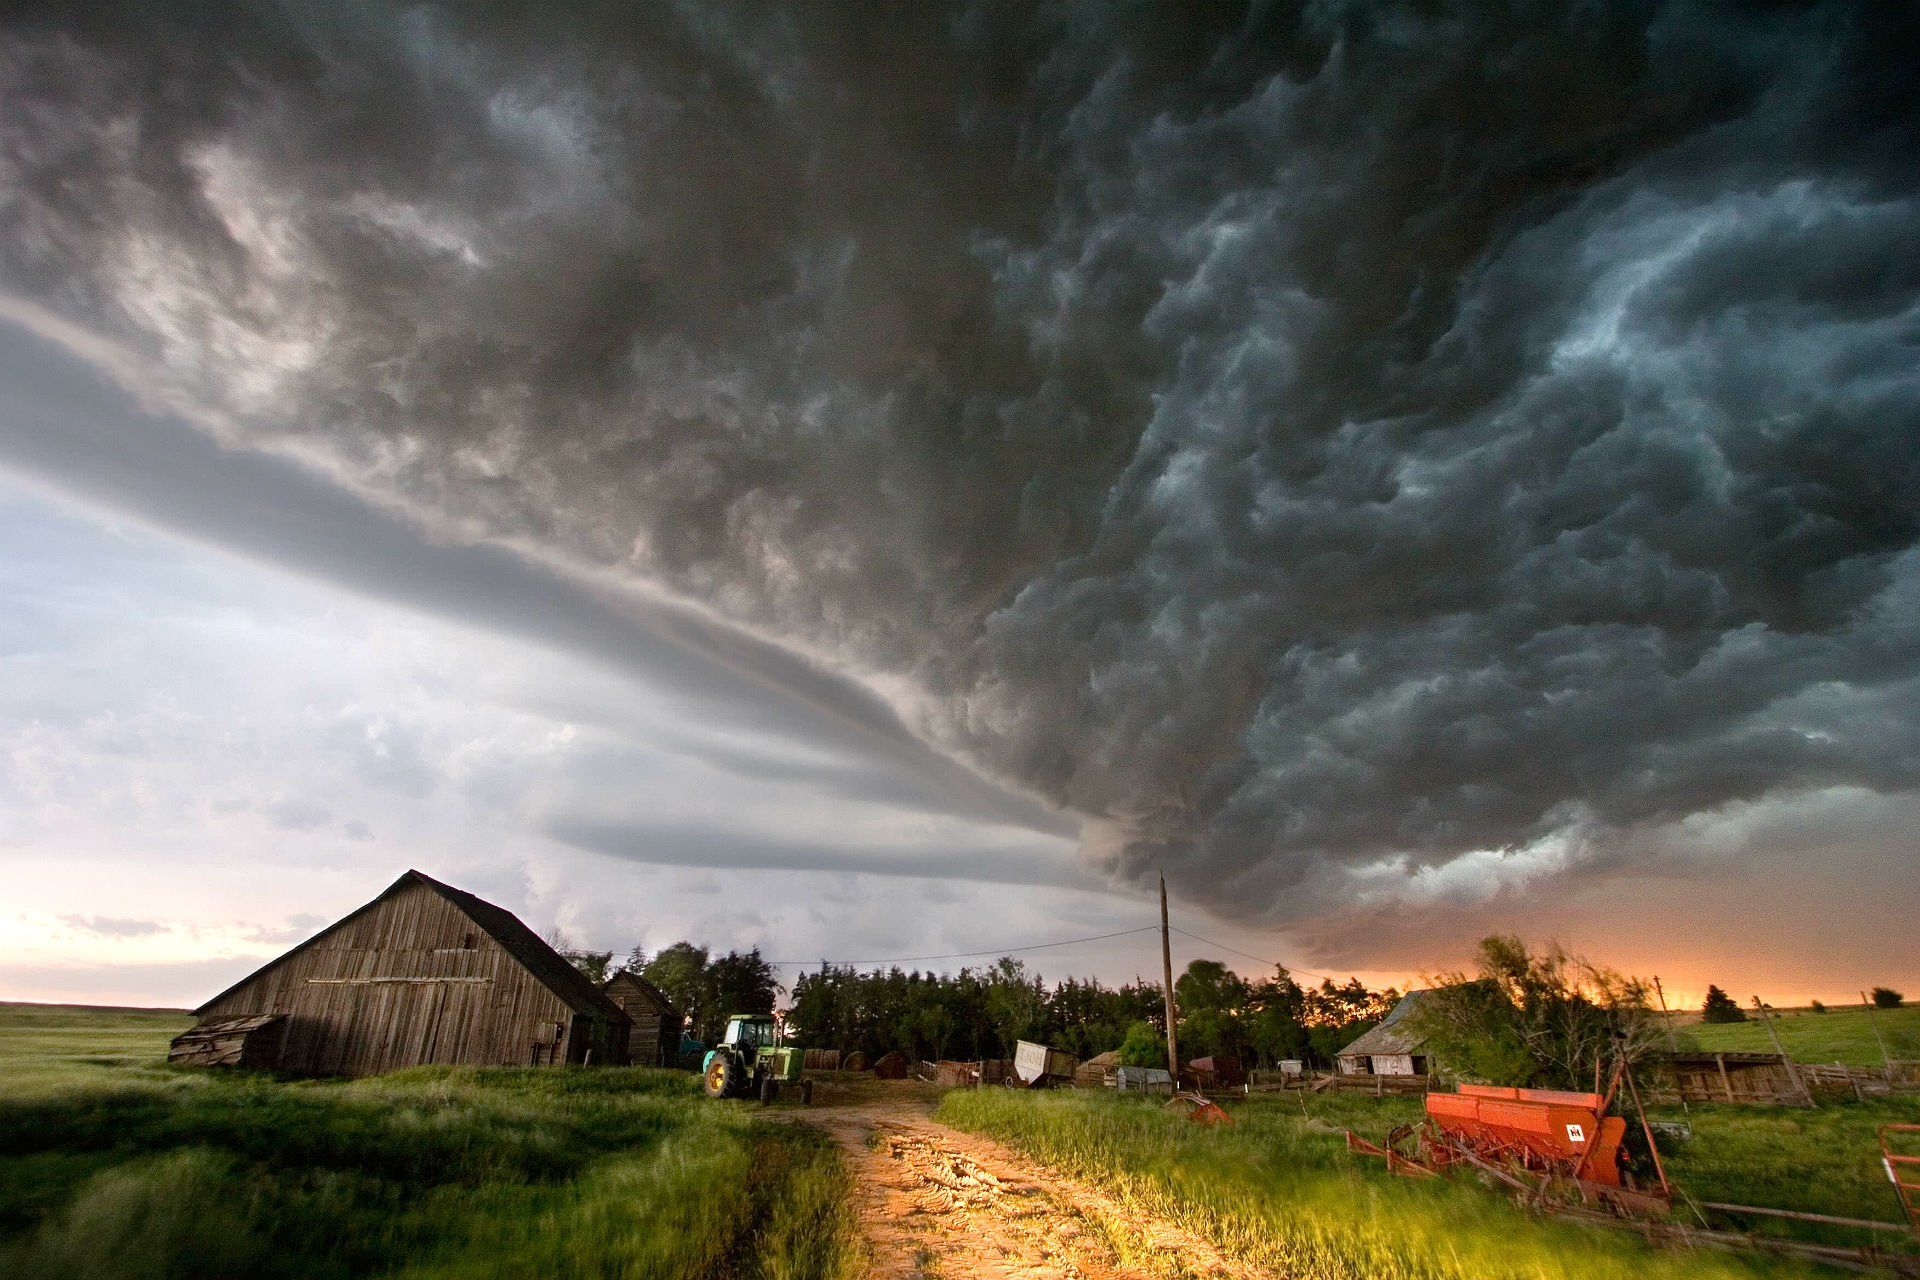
{"left": 602, "top": 972, "right": 677, "bottom": 1068}
{"left": 202, "top": 880, "right": 583, "bottom": 1074}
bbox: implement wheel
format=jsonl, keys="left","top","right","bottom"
{"left": 704, "top": 1057, "right": 735, "bottom": 1099}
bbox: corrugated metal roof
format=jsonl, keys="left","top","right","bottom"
{"left": 1336, "top": 989, "right": 1434, "bottom": 1059}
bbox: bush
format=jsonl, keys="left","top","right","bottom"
{"left": 1115, "top": 1021, "right": 1165, "bottom": 1069}
{"left": 1809, "top": 1000, "right": 1825, "bottom": 1014}
{"left": 1872, "top": 987, "right": 1905, "bottom": 1009}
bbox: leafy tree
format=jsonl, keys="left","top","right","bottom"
{"left": 1701, "top": 985, "right": 1746, "bottom": 1023}
{"left": 561, "top": 949, "right": 613, "bottom": 984}
{"left": 1175, "top": 960, "right": 1253, "bottom": 1064}
{"left": 703, "top": 948, "right": 781, "bottom": 1041}
{"left": 1417, "top": 936, "right": 1658, "bottom": 1088}
{"left": 1117, "top": 1020, "right": 1166, "bottom": 1069}
{"left": 1809, "top": 999, "right": 1825, "bottom": 1014}
{"left": 984, "top": 957, "right": 1046, "bottom": 1055}
{"left": 641, "top": 942, "right": 712, "bottom": 1033}
{"left": 1872, "top": 987, "right": 1905, "bottom": 1009}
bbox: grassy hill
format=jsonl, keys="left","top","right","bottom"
{"left": 1677, "top": 1002, "right": 1920, "bottom": 1065}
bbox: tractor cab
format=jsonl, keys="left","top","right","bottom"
{"left": 722, "top": 1014, "right": 778, "bottom": 1049}
{"left": 702, "top": 1014, "right": 810, "bottom": 1104}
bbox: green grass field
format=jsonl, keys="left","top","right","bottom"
{"left": 937, "top": 1085, "right": 1920, "bottom": 1280}
{"left": 1678, "top": 1004, "right": 1920, "bottom": 1066}
{"left": 0, "top": 1003, "right": 859, "bottom": 1280}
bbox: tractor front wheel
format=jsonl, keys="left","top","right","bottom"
{"left": 704, "top": 1056, "right": 735, "bottom": 1099}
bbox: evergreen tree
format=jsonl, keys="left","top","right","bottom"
{"left": 1700, "top": 984, "right": 1746, "bottom": 1023}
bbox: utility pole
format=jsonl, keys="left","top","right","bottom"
{"left": 1752, "top": 996, "right": 1814, "bottom": 1107}
{"left": 1652, "top": 976, "right": 1681, "bottom": 1052}
{"left": 1652, "top": 975, "right": 1687, "bottom": 1113}
{"left": 1862, "top": 990, "right": 1896, "bottom": 1078}
{"left": 1160, "top": 873, "right": 1180, "bottom": 1091}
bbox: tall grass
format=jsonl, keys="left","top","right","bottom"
{"left": 0, "top": 1005, "right": 860, "bottom": 1280}
{"left": 938, "top": 1088, "right": 1832, "bottom": 1280}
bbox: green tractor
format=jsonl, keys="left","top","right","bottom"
{"left": 702, "top": 1014, "right": 812, "bottom": 1105}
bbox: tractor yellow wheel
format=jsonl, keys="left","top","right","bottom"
{"left": 704, "top": 1058, "right": 733, "bottom": 1098}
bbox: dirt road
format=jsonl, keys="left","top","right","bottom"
{"left": 800, "top": 1094, "right": 1277, "bottom": 1280}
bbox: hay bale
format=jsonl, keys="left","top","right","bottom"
{"left": 872, "top": 1050, "right": 911, "bottom": 1079}
{"left": 843, "top": 1050, "right": 870, "bottom": 1072}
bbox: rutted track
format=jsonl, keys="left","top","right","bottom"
{"left": 801, "top": 1096, "right": 1278, "bottom": 1280}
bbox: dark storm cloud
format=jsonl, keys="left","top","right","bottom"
{"left": 3, "top": 1, "right": 1917, "bottom": 921}
{"left": 0, "top": 321, "right": 1067, "bottom": 839}
{"left": 548, "top": 819, "right": 1105, "bottom": 894}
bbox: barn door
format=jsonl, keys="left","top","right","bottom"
{"left": 369, "top": 981, "right": 447, "bottom": 1074}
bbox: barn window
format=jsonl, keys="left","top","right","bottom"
{"left": 461, "top": 932, "right": 476, "bottom": 950}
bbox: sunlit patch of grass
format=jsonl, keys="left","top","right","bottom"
{"left": 939, "top": 1088, "right": 1845, "bottom": 1279}
{"left": 0, "top": 1005, "right": 859, "bottom": 1280}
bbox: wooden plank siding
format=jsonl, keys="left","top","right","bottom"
{"left": 602, "top": 971, "right": 680, "bottom": 1068}
{"left": 193, "top": 873, "right": 629, "bottom": 1075}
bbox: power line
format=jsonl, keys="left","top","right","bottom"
{"left": 764, "top": 919, "right": 1342, "bottom": 985}
{"left": 766, "top": 925, "right": 1160, "bottom": 969}
{"left": 1167, "top": 925, "right": 1338, "bottom": 983}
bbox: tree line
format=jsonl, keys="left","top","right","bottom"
{"left": 560, "top": 935, "right": 1400, "bottom": 1066}
{"left": 786, "top": 956, "right": 1400, "bottom": 1068}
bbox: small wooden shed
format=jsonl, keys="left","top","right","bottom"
{"left": 1074, "top": 1049, "right": 1122, "bottom": 1089}
{"left": 1337, "top": 990, "right": 1433, "bottom": 1077}
{"left": 173, "top": 870, "right": 632, "bottom": 1075}
{"left": 601, "top": 971, "right": 681, "bottom": 1068}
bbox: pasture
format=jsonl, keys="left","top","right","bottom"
{"left": 0, "top": 1003, "right": 859, "bottom": 1280}
{"left": 1679, "top": 1004, "right": 1920, "bottom": 1067}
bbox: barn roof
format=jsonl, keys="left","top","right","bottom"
{"left": 1337, "top": 989, "right": 1434, "bottom": 1059}
{"left": 196, "top": 869, "right": 630, "bottom": 1023}
{"left": 603, "top": 970, "right": 679, "bottom": 1017}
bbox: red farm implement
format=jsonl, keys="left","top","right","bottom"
{"left": 1347, "top": 1060, "right": 1671, "bottom": 1220}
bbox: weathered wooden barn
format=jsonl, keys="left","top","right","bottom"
{"left": 1337, "top": 989, "right": 1434, "bottom": 1077}
{"left": 601, "top": 970, "right": 680, "bottom": 1068}
{"left": 170, "top": 870, "right": 631, "bottom": 1075}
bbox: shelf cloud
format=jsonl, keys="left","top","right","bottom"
{"left": 3, "top": 2, "right": 1916, "bottom": 928}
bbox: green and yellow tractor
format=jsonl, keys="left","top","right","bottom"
{"left": 702, "top": 1014, "right": 812, "bottom": 1104}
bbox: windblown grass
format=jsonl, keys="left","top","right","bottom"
{"left": 0, "top": 1004, "right": 859, "bottom": 1280}
{"left": 1652, "top": 1097, "right": 1920, "bottom": 1241}
{"left": 938, "top": 1087, "right": 1851, "bottom": 1280}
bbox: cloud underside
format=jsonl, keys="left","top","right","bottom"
{"left": 2, "top": 2, "right": 1917, "bottom": 923}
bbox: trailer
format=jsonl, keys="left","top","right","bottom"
{"left": 1012, "top": 1040, "right": 1079, "bottom": 1087}
{"left": 1347, "top": 1061, "right": 1671, "bottom": 1220}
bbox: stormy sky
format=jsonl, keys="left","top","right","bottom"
{"left": 2, "top": 2, "right": 1916, "bottom": 1005}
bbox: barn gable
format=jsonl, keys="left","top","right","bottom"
{"left": 183, "top": 870, "right": 630, "bottom": 1075}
